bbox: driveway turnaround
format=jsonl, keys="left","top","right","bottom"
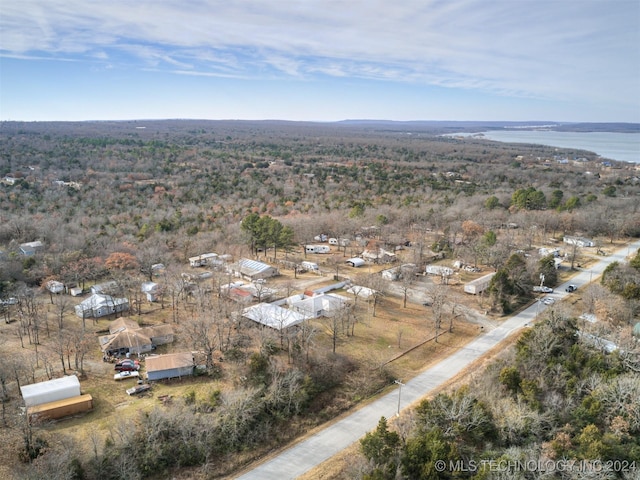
{"left": 236, "top": 240, "right": 640, "bottom": 480}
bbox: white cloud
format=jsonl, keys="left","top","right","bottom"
{"left": 1, "top": 0, "right": 638, "bottom": 113}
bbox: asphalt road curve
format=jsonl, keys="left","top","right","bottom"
{"left": 236, "top": 240, "right": 640, "bottom": 480}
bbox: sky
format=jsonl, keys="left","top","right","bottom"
{"left": 1, "top": 0, "right": 639, "bottom": 123}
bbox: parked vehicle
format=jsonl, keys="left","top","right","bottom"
{"left": 115, "top": 360, "right": 140, "bottom": 372}
{"left": 126, "top": 384, "right": 151, "bottom": 396}
{"left": 114, "top": 371, "right": 140, "bottom": 381}
{"left": 0, "top": 297, "right": 18, "bottom": 306}
{"left": 565, "top": 285, "right": 577, "bottom": 292}
{"left": 542, "top": 297, "right": 556, "bottom": 305}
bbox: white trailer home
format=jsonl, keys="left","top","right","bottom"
{"left": 563, "top": 236, "right": 595, "bottom": 248}
{"left": 464, "top": 272, "right": 496, "bottom": 295}
{"left": 305, "top": 245, "right": 330, "bottom": 254}
{"left": 189, "top": 253, "right": 218, "bottom": 267}
{"left": 425, "top": 265, "right": 455, "bottom": 277}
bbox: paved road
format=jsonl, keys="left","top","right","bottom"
{"left": 236, "top": 240, "right": 640, "bottom": 480}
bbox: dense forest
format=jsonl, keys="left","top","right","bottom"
{"left": 0, "top": 120, "right": 639, "bottom": 480}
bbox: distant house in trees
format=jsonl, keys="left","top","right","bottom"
{"left": 91, "top": 281, "right": 120, "bottom": 295}
{"left": 141, "top": 282, "right": 162, "bottom": 302}
{"left": 19, "top": 241, "right": 44, "bottom": 256}
{"left": 563, "top": 236, "right": 595, "bottom": 247}
{"left": 75, "top": 293, "right": 129, "bottom": 318}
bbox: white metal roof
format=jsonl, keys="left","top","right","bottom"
{"left": 243, "top": 303, "right": 306, "bottom": 330}
{"left": 21, "top": 375, "right": 81, "bottom": 406}
{"left": 238, "top": 258, "right": 274, "bottom": 273}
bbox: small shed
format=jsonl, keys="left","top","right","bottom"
{"left": 90, "top": 281, "right": 119, "bottom": 295}
{"left": 146, "top": 353, "right": 195, "bottom": 381}
{"left": 346, "top": 258, "right": 365, "bottom": 268}
{"left": 141, "top": 282, "right": 161, "bottom": 302}
{"left": 46, "top": 280, "right": 65, "bottom": 294}
{"left": 21, "top": 375, "right": 81, "bottom": 407}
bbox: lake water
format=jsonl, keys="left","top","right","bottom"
{"left": 451, "top": 130, "right": 640, "bottom": 164}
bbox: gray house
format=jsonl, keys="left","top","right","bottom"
{"left": 75, "top": 293, "right": 129, "bottom": 318}
{"left": 145, "top": 352, "right": 194, "bottom": 381}
{"left": 19, "top": 241, "right": 44, "bottom": 256}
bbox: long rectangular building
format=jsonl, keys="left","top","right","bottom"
{"left": 28, "top": 394, "right": 93, "bottom": 421}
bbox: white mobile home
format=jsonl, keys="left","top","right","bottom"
{"left": 563, "top": 236, "right": 595, "bottom": 248}
{"left": 189, "top": 252, "right": 218, "bottom": 267}
{"left": 426, "top": 265, "right": 454, "bottom": 276}
{"left": 305, "top": 245, "right": 331, "bottom": 254}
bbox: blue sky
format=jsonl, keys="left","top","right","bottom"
{"left": 1, "top": 0, "right": 639, "bottom": 122}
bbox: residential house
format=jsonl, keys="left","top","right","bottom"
{"left": 74, "top": 293, "right": 129, "bottom": 318}
{"left": 19, "top": 241, "right": 44, "bottom": 256}
{"left": 361, "top": 246, "right": 397, "bottom": 264}
{"left": 290, "top": 293, "right": 349, "bottom": 319}
{"left": 242, "top": 303, "right": 306, "bottom": 330}
{"left": 99, "top": 318, "right": 173, "bottom": 357}
{"left": 146, "top": 352, "right": 195, "bottom": 381}
{"left": 563, "top": 236, "right": 595, "bottom": 248}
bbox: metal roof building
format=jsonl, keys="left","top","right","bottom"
{"left": 146, "top": 352, "right": 195, "bottom": 381}
{"left": 243, "top": 303, "right": 306, "bottom": 330}
{"left": 21, "top": 375, "right": 81, "bottom": 407}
